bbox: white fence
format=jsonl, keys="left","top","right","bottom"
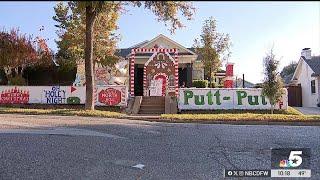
{"left": 178, "top": 88, "right": 288, "bottom": 110}
{"left": 0, "top": 85, "right": 128, "bottom": 106}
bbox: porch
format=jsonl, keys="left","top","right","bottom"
{"left": 132, "top": 63, "right": 193, "bottom": 96}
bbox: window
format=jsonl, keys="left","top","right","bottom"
{"left": 311, "top": 80, "right": 316, "bottom": 93}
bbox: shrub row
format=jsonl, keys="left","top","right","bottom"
{"left": 192, "top": 80, "right": 223, "bottom": 88}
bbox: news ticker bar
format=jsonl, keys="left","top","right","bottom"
{"left": 224, "top": 169, "right": 311, "bottom": 178}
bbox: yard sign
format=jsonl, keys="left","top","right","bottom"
{"left": 178, "top": 88, "right": 288, "bottom": 110}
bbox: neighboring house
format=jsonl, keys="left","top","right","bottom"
{"left": 212, "top": 70, "right": 226, "bottom": 87}
{"left": 191, "top": 60, "right": 204, "bottom": 80}
{"left": 233, "top": 78, "right": 255, "bottom": 88}
{"left": 291, "top": 48, "right": 320, "bottom": 107}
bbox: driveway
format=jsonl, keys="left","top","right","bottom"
{"left": 0, "top": 114, "right": 319, "bottom": 179}
{"left": 294, "top": 107, "right": 320, "bottom": 115}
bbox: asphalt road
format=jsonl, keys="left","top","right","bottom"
{"left": 0, "top": 114, "right": 319, "bottom": 180}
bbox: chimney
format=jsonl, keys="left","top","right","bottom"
{"left": 301, "top": 48, "right": 311, "bottom": 59}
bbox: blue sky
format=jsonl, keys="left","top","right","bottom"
{"left": 0, "top": 1, "right": 319, "bottom": 83}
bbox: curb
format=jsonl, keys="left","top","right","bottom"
{"left": 121, "top": 115, "right": 320, "bottom": 126}
{"left": 0, "top": 111, "right": 319, "bottom": 126}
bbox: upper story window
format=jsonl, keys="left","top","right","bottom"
{"left": 311, "top": 80, "right": 316, "bottom": 93}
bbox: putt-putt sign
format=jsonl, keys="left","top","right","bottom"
{"left": 179, "top": 88, "right": 288, "bottom": 110}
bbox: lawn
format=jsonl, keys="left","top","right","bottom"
{"left": 161, "top": 107, "right": 320, "bottom": 122}
{"left": 0, "top": 107, "right": 124, "bottom": 118}
{"left": 177, "top": 106, "right": 303, "bottom": 115}
{"left": 0, "top": 106, "right": 319, "bottom": 123}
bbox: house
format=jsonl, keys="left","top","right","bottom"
{"left": 233, "top": 78, "right": 256, "bottom": 88}
{"left": 291, "top": 48, "right": 320, "bottom": 107}
{"left": 73, "top": 34, "right": 234, "bottom": 97}
{"left": 115, "top": 34, "right": 201, "bottom": 96}
{"left": 212, "top": 70, "right": 226, "bottom": 87}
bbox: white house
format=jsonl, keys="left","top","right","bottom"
{"left": 291, "top": 48, "right": 320, "bottom": 107}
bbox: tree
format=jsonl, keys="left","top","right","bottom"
{"left": 280, "top": 61, "right": 297, "bottom": 78}
{"left": 262, "top": 49, "right": 285, "bottom": 114}
{"left": 280, "top": 61, "right": 298, "bottom": 85}
{"left": 193, "top": 16, "right": 231, "bottom": 85}
{"left": 0, "top": 28, "right": 52, "bottom": 85}
{"left": 58, "top": 1, "right": 195, "bottom": 110}
{"left": 53, "top": 2, "right": 120, "bottom": 66}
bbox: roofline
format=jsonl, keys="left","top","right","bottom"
{"left": 129, "top": 40, "right": 149, "bottom": 48}
{"left": 139, "top": 34, "right": 197, "bottom": 55}
{"left": 291, "top": 56, "right": 316, "bottom": 81}
{"left": 291, "top": 57, "right": 303, "bottom": 81}
{"left": 125, "top": 51, "right": 198, "bottom": 59}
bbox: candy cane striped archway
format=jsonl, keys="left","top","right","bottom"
{"left": 129, "top": 48, "right": 179, "bottom": 97}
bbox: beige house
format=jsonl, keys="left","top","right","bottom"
{"left": 116, "top": 34, "right": 204, "bottom": 96}
{"left": 73, "top": 34, "right": 205, "bottom": 97}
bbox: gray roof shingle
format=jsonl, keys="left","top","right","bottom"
{"left": 303, "top": 56, "right": 320, "bottom": 76}
{"left": 114, "top": 48, "right": 132, "bottom": 58}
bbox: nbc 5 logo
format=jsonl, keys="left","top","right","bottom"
{"left": 279, "top": 151, "right": 302, "bottom": 168}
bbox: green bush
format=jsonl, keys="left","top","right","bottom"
{"left": 192, "top": 80, "right": 208, "bottom": 88}
{"left": 22, "top": 61, "right": 76, "bottom": 86}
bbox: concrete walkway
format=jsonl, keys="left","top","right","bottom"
{"left": 294, "top": 107, "right": 320, "bottom": 115}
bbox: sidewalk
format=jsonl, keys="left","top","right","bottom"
{"left": 294, "top": 107, "right": 320, "bottom": 115}
{"left": 125, "top": 114, "right": 161, "bottom": 121}
{"left": 123, "top": 114, "right": 320, "bottom": 126}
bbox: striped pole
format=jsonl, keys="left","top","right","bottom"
{"left": 174, "top": 48, "right": 179, "bottom": 96}
{"left": 143, "top": 65, "right": 147, "bottom": 96}
{"left": 130, "top": 49, "right": 135, "bottom": 97}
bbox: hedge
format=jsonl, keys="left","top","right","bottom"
{"left": 22, "top": 63, "right": 76, "bottom": 86}
{"left": 192, "top": 80, "right": 208, "bottom": 88}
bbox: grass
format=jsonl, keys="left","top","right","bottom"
{"left": 0, "top": 107, "right": 124, "bottom": 118}
{"left": 0, "top": 104, "right": 123, "bottom": 112}
{"left": 161, "top": 114, "right": 320, "bottom": 122}
{"left": 0, "top": 106, "right": 319, "bottom": 124}
{"left": 161, "top": 107, "right": 320, "bottom": 122}
{"left": 179, "top": 107, "right": 303, "bottom": 115}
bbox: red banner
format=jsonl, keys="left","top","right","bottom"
{"left": 98, "top": 88, "right": 122, "bottom": 106}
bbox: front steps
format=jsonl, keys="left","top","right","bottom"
{"left": 138, "top": 96, "right": 165, "bottom": 114}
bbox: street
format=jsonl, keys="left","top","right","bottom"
{"left": 0, "top": 114, "right": 319, "bottom": 179}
